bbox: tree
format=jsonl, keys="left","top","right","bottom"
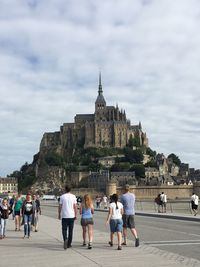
{"left": 167, "top": 153, "right": 181, "bottom": 166}
{"left": 146, "top": 147, "right": 157, "bottom": 159}
{"left": 88, "top": 163, "right": 102, "bottom": 172}
{"left": 127, "top": 134, "right": 135, "bottom": 148}
{"left": 145, "top": 160, "right": 158, "bottom": 168}
{"left": 110, "top": 162, "right": 131, "bottom": 172}
{"left": 127, "top": 134, "right": 141, "bottom": 148}
{"left": 124, "top": 147, "right": 144, "bottom": 164}
{"left": 130, "top": 164, "right": 145, "bottom": 178}
{"left": 45, "top": 153, "right": 64, "bottom": 166}
{"left": 20, "top": 162, "right": 29, "bottom": 172}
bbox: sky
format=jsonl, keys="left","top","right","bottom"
{"left": 0, "top": 0, "right": 200, "bottom": 176}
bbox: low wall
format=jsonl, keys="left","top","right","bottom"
{"left": 116, "top": 185, "right": 194, "bottom": 200}
{"left": 71, "top": 188, "right": 102, "bottom": 198}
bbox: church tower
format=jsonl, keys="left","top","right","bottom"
{"left": 95, "top": 72, "right": 106, "bottom": 121}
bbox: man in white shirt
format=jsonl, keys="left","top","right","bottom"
{"left": 191, "top": 192, "right": 199, "bottom": 216}
{"left": 160, "top": 192, "right": 167, "bottom": 213}
{"left": 58, "top": 185, "right": 77, "bottom": 249}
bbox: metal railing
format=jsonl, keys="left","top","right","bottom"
{"left": 41, "top": 199, "right": 194, "bottom": 215}
{"left": 135, "top": 200, "right": 192, "bottom": 214}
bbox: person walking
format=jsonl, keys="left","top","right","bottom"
{"left": 13, "top": 194, "right": 23, "bottom": 231}
{"left": 106, "top": 193, "right": 123, "bottom": 250}
{"left": 9, "top": 195, "right": 15, "bottom": 220}
{"left": 191, "top": 192, "right": 199, "bottom": 216}
{"left": 22, "top": 194, "right": 34, "bottom": 238}
{"left": 32, "top": 194, "right": 41, "bottom": 232}
{"left": 80, "top": 194, "right": 94, "bottom": 249}
{"left": 0, "top": 198, "right": 12, "bottom": 239}
{"left": 58, "top": 185, "right": 77, "bottom": 250}
{"left": 160, "top": 192, "right": 167, "bottom": 213}
{"left": 120, "top": 184, "right": 139, "bottom": 247}
{"left": 154, "top": 194, "right": 162, "bottom": 213}
{"left": 95, "top": 196, "right": 101, "bottom": 209}
{"left": 102, "top": 195, "right": 108, "bottom": 209}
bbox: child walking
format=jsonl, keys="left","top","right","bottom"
{"left": 0, "top": 198, "right": 12, "bottom": 239}
{"left": 106, "top": 194, "right": 123, "bottom": 250}
{"left": 80, "top": 194, "right": 94, "bottom": 249}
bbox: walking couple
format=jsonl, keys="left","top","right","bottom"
{"left": 58, "top": 185, "right": 94, "bottom": 250}
{"left": 106, "top": 184, "right": 139, "bottom": 250}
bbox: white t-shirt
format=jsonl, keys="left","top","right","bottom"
{"left": 103, "top": 196, "right": 107, "bottom": 203}
{"left": 60, "top": 193, "right": 77, "bottom": 218}
{"left": 109, "top": 202, "right": 123, "bottom": 220}
{"left": 160, "top": 194, "right": 167, "bottom": 203}
{"left": 191, "top": 194, "right": 199, "bottom": 205}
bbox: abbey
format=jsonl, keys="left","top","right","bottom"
{"left": 40, "top": 74, "right": 148, "bottom": 152}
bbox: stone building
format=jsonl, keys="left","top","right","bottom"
{"left": 0, "top": 177, "right": 18, "bottom": 194}
{"left": 110, "top": 171, "right": 136, "bottom": 186}
{"left": 97, "top": 155, "right": 125, "bottom": 168}
{"left": 40, "top": 74, "right": 148, "bottom": 154}
{"left": 88, "top": 170, "right": 136, "bottom": 192}
{"left": 88, "top": 170, "right": 110, "bottom": 192}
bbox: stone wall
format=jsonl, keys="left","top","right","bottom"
{"left": 71, "top": 188, "right": 102, "bottom": 198}
{"left": 106, "top": 183, "right": 194, "bottom": 199}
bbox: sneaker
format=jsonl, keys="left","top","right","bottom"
{"left": 135, "top": 238, "right": 139, "bottom": 247}
{"left": 117, "top": 246, "right": 122, "bottom": 250}
{"left": 108, "top": 241, "right": 113, "bottom": 247}
{"left": 67, "top": 244, "right": 72, "bottom": 248}
{"left": 121, "top": 242, "right": 127, "bottom": 245}
{"left": 88, "top": 242, "right": 92, "bottom": 249}
{"left": 64, "top": 240, "right": 67, "bottom": 250}
{"left": 82, "top": 241, "right": 86, "bottom": 246}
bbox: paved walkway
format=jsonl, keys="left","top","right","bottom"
{"left": 1, "top": 215, "right": 200, "bottom": 267}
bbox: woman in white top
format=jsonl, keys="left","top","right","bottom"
{"left": 106, "top": 194, "right": 123, "bottom": 250}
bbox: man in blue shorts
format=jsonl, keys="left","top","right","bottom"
{"left": 120, "top": 184, "right": 139, "bottom": 247}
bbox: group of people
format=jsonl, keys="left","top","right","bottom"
{"left": 95, "top": 195, "right": 109, "bottom": 209}
{"left": 0, "top": 193, "right": 41, "bottom": 239}
{"left": 58, "top": 184, "right": 139, "bottom": 250}
{"left": 155, "top": 191, "right": 199, "bottom": 215}
{"left": 155, "top": 192, "right": 167, "bottom": 213}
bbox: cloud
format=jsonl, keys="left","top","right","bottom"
{"left": 0, "top": 0, "right": 200, "bottom": 175}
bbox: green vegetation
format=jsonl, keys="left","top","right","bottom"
{"left": 146, "top": 147, "right": 157, "bottom": 159}
{"left": 110, "top": 162, "right": 131, "bottom": 172}
{"left": 167, "top": 153, "right": 181, "bottom": 166}
{"left": 144, "top": 160, "right": 158, "bottom": 168}
{"left": 8, "top": 163, "right": 37, "bottom": 192}
{"left": 124, "top": 147, "right": 144, "bottom": 164}
{"left": 45, "top": 153, "right": 64, "bottom": 166}
{"left": 127, "top": 134, "right": 141, "bottom": 148}
{"left": 130, "top": 164, "right": 145, "bottom": 178}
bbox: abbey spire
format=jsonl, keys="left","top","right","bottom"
{"left": 98, "top": 71, "right": 103, "bottom": 95}
{"left": 95, "top": 72, "right": 106, "bottom": 107}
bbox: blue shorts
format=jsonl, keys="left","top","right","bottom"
{"left": 110, "top": 219, "right": 123, "bottom": 233}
